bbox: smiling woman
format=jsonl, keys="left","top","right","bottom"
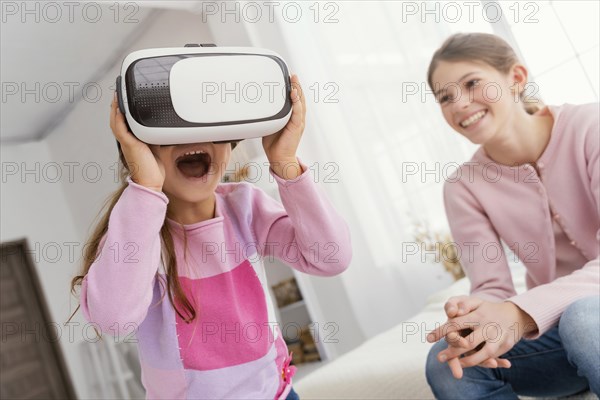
{"left": 427, "top": 33, "right": 543, "bottom": 136}
{"left": 424, "top": 32, "right": 600, "bottom": 399}
{"left": 429, "top": 58, "right": 550, "bottom": 150}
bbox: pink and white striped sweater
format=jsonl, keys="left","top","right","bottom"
{"left": 80, "top": 162, "right": 352, "bottom": 399}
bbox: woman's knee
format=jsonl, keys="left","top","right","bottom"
{"left": 559, "top": 296, "right": 600, "bottom": 379}
{"left": 559, "top": 296, "right": 600, "bottom": 346}
{"left": 425, "top": 339, "right": 504, "bottom": 399}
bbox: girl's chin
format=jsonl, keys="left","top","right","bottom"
{"left": 166, "top": 190, "right": 214, "bottom": 205}
{"left": 466, "top": 132, "right": 491, "bottom": 145}
{"left": 459, "top": 124, "right": 494, "bottom": 144}
{"left": 164, "top": 180, "right": 218, "bottom": 201}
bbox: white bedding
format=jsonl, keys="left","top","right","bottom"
{"left": 294, "top": 273, "right": 480, "bottom": 399}
{"left": 295, "top": 266, "right": 595, "bottom": 399}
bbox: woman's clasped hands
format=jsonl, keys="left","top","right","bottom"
{"left": 427, "top": 295, "right": 538, "bottom": 379}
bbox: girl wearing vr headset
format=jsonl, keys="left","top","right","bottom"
{"left": 424, "top": 33, "right": 599, "bottom": 399}
{"left": 69, "top": 75, "right": 351, "bottom": 400}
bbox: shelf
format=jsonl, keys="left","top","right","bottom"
{"left": 279, "top": 300, "right": 306, "bottom": 313}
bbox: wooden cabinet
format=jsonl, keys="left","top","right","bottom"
{"left": 1, "top": 239, "right": 76, "bottom": 399}
{"left": 264, "top": 257, "right": 327, "bottom": 378}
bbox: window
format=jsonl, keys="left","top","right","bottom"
{"left": 274, "top": 1, "right": 598, "bottom": 269}
{"left": 497, "top": 0, "right": 599, "bottom": 104}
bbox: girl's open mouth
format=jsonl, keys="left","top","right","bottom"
{"left": 176, "top": 151, "right": 212, "bottom": 179}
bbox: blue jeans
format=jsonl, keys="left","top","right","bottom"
{"left": 425, "top": 296, "right": 600, "bottom": 399}
{"left": 286, "top": 387, "right": 300, "bottom": 400}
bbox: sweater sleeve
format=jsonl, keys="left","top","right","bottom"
{"left": 443, "top": 179, "right": 518, "bottom": 301}
{"left": 250, "top": 159, "right": 352, "bottom": 276}
{"left": 80, "top": 177, "right": 168, "bottom": 337}
{"left": 508, "top": 110, "right": 600, "bottom": 339}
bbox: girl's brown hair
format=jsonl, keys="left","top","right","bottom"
{"left": 427, "top": 32, "right": 542, "bottom": 114}
{"left": 66, "top": 144, "right": 210, "bottom": 332}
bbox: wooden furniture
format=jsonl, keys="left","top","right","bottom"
{"left": 1, "top": 239, "right": 77, "bottom": 399}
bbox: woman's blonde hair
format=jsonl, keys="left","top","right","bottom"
{"left": 427, "top": 32, "right": 542, "bottom": 114}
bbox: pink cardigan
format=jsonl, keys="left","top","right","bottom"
{"left": 444, "top": 103, "right": 599, "bottom": 339}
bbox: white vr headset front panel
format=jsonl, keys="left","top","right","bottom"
{"left": 118, "top": 47, "right": 292, "bottom": 145}
{"left": 170, "top": 56, "right": 287, "bottom": 124}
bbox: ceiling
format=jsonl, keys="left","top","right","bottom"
{"left": 0, "top": 1, "right": 205, "bottom": 143}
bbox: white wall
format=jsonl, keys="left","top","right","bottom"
{"left": 46, "top": 9, "right": 217, "bottom": 241}
{"left": 0, "top": 9, "right": 215, "bottom": 399}
{"left": 1, "top": 139, "right": 91, "bottom": 399}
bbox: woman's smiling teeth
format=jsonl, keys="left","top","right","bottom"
{"left": 460, "top": 110, "right": 487, "bottom": 128}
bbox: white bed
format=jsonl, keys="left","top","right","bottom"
{"left": 295, "top": 266, "right": 596, "bottom": 399}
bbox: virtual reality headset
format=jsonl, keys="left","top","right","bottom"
{"left": 116, "top": 44, "right": 292, "bottom": 145}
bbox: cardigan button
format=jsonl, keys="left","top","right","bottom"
{"left": 537, "top": 162, "right": 544, "bottom": 169}
{"left": 570, "top": 240, "right": 577, "bottom": 246}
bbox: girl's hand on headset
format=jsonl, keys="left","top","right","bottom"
{"left": 110, "top": 93, "right": 166, "bottom": 192}
{"left": 262, "top": 74, "right": 306, "bottom": 180}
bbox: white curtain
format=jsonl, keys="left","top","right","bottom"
{"left": 495, "top": 0, "right": 599, "bottom": 104}
{"left": 234, "top": 1, "right": 493, "bottom": 336}
{"left": 209, "top": 0, "right": 600, "bottom": 338}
